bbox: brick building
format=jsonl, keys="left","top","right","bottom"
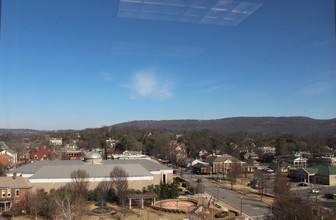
{"left": 0, "top": 175, "right": 32, "bottom": 212}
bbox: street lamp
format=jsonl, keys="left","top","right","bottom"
{"left": 217, "top": 185, "right": 219, "bottom": 202}
{"left": 240, "top": 196, "right": 243, "bottom": 216}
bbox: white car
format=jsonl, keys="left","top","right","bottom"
{"left": 266, "top": 168, "right": 274, "bottom": 173}
{"left": 311, "top": 189, "right": 320, "bottom": 194}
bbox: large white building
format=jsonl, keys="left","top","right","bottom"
{"left": 49, "top": 138, "right": 63, "bottom": 146}
{"left": 112, "top": 150, "right": 150, "bottom": 160}
{"left": 8, "top": 152, "right": 173, "bottom": 191}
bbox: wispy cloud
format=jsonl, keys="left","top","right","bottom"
{"left": 125, "top": 68, "right": 173, "bottom": 100}
{"left": 102, "top": 72, "right": 113, "bottom": 81}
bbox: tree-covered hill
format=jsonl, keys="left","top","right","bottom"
{"left": 114, "top": 117, "right": 336, "bottom": 135}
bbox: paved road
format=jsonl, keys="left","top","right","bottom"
{"left": 204, "top": 178, "right": 270, "bottom": 220}
{"left": 292, "top": 185, "right": 336, "bottom": 209}
{"left": 177, "top": 173, "right": 271, "bottom": 220}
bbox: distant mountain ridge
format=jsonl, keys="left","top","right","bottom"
{"left": 0, "top": 129, "right": 46, "bottom": 136}
{"left": 114, "top": 117, "right": 336, "bottom": 135}
{"left": 1, "top": 117, "right": 335, "bottom": 136}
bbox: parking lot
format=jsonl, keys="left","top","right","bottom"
{"left": 291, "top": 184, "right": 336, "bottom": 209}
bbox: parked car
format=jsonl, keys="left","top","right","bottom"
{"left": 266, "top": 168, "right": 274, "bottom": 173}
{"left": 324, "top": 193, "right": 336, "bottom": 199}
{"left": 247, "top": 181, "right": 259, "bottom": 189}
{"left": 311, "top": 189, "right": 320, "bottom": 194}
{"left": 297, "top": 182, "right": 308, "bottom": 187}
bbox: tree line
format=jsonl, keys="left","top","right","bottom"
{"left": 46, "top": 126, "right": 336, "bottom": 161}
{"left": 2, "top": 126, "right": 336, "bottom": 165}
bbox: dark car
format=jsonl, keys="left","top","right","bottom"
{"left": 324, "top": 193, "right": 336, "bottom": 199}
{"left": 297, "top": 183, "right": 308, "bottom": 187}
{"left": 247, "top": 181, "right": 259, "bottom": 189}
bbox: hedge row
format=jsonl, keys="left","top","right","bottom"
{"left": 215, "top": 211, "right": 228, "bottom": 218}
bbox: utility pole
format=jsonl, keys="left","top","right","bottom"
{"left": 212, "top": 202, "right": 214, "bottom": 220}
{"left": 240, "top": 196, "right": 243, "bottom": 216}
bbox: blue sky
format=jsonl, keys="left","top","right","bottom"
{"left": 0, "top": 0, "right": 335, "bottom": 130}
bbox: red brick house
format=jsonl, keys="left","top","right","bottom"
{"left": 18, "top": 149, "right": 31, "bottom": 162}
{"left": 0, "top": 175, "right": 32, "bottom": 212}
{"left": 204, "top": 154, "right": 247, "bottom": 177}
{"left": 30, "top": 146, "right": 59, "bottom": 161}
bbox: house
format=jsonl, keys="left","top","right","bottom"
{"left": 278, "top": 155, "right": 307, "bottom": 169}
{"left": 112, "top": 150, "right": 150, "bottom": 160}
{"left": 192, "top": 163, "right": 211, "bottom": 174}
{"left": 204, "top": 154, "right": 246, "bottom": 177}
{"left": 294, "top": 151, "right": 311, "bottom": 158}
{"left": 190, "top": 159, "right": 208, "bottom": 167}
{"left": 106, "top": 138, "right": 119, "bottom": 149}
{"left": 0, "top": 175, "right": 32, "bottom": 212}
{"left": 245, "top": 159, "right": 260, "bottom": 172}
{"left": 289, "top": 165, "right": 336, "bottom": 186}
{"left": 189, "top": 159, "right": 210, "bottom": 174}
{"left": 18, "top": 149, "right": 31, "bottom": 162}
{"left": 30, "top": 146, "right": 59, "bottom": 161}
{"left": 8, "top": 152, "right": 173, "bottom": 191}
{"left": 258, "top": 146, "right": 276, "bottom": 155}
{"left": 242, "top": 151, "right": 259, "bottom": 160}
{"left": 49, "top": 138, "right": 62, "bottom": 146}
{"left": 0, "top": 142, "right": 9, "bottom": 151}
{"left": 171, "top": 142, "right": 188, "bottom": 166}
{"left": 61, "top": 146, "right": 84, "bottom": 160}
{"left": 199, "top": 149, "right": 210, "bottom": 159}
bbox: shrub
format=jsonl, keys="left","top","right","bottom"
{"left": 92, "top": 207, "right": 111, "bottom": 214}
{"left": 215, "top": 211, "right": 228, "bottom": 218}
{"left": 1, "top": 210, "right": 20, "bottom": 219}
{"left": 87, "top": 189, "right": 97, "bottom": 201}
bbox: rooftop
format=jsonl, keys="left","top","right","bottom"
{"left": 11, "top": 159, "right": 172, "bottom": 178}
{"left": 30, "top": 163, "right": 152, "bottom": 179}
{"left": 0, "top": 176, "right": 32, "bottom": 189}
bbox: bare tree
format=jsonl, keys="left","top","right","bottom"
{"left": 110, "top": 166, "right": 128, "bottom": 215}
{"left": 270, "top": 171, "right": 330, "bottom": 220}
{"left": 52, "top": 185, "right": 85, "bottom": 220}
{"left": 253, "top": 170, "right": 271, "bottom": 201}
{"left": 273, "top": 171, "right": 290, "bottom": 199}
{"left": 96, "top": 181, "right": 111, "bottom": 209}
{"left": 70, "top": 169, "right": 90, "bottom": 200}
{"left": 26, "top": 190, "right": 45, "bottom": 220}
{"left": 272, "top": 195, "right": 314, "bottom": 220}
{"left": 227, "top": 161, "right": 242, "bottom": 189}
{"left": 26, "top": 189, "right": 56, "bottom": 220}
